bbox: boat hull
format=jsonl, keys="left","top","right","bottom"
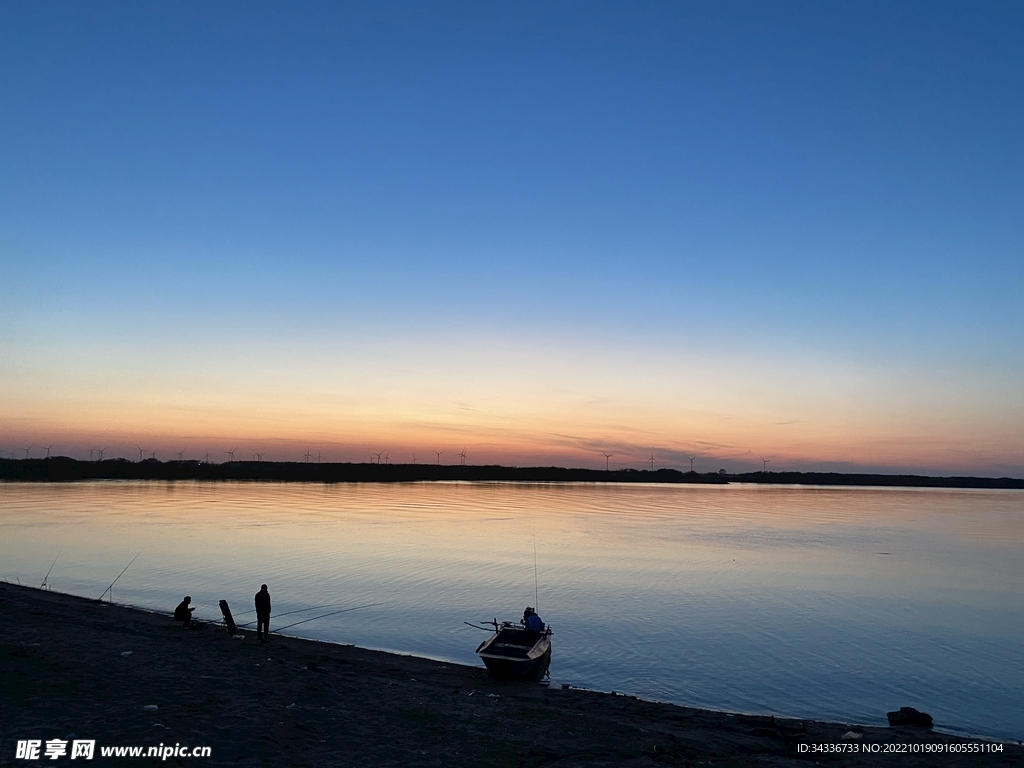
{"left": 476, "top": 624, "right": 552, "bottom": 681}
{"left": 481, "top": 644, "right": 551, "bottom": 681}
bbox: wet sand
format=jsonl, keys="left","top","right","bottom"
{"left": 2, "top": 582, "right": 1019, "bottom": 766}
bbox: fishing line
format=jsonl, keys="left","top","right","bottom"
{"left": 237, "top": 602, "right": 337, "bottom": 628}
{"left": 273, "top": 601, "right": 383, "bottom": 633}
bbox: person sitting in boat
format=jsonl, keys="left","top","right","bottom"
{"left": 522, "top": 606, "right": 544, "bottom": 633}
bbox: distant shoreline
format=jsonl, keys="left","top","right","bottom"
{"left": 1, "top": 457, "right": 1021, "bottom": 489}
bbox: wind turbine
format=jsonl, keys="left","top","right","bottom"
{"left": 203, "top": 451, "right": 211, "bottom": 464}
{"left": 255, "top": 452, "right": 264, "bottom": 462}
{"left": 761, "top": 457, "right": 769, "bottom": 472}
{"left": 316, "top": 450, "right": 323, "bottom": 463}
{"left": 412, "top": 455, "right": 417, "bottom": 464}
{"left": 137, "top": 446, "right": 146, "bottom": 462}
{"left": 177, "top": 450, "right": 185, "bottom": 461}
{"left": 648, "top": 453, "right": 657, "bottom": 471}
{"left": 459, "top": 448, "right": 467, "bottom": 466}
{"left": 96, "top": 448, "right": 106, "bottom": 461}
{"left": 373, "top": 451, "right": 383, "bottom": 465}
{"left": 602, "top": 453, "right": 613, "bottom": 471}
{"left": 303, "top": 448, "right": 312, "bottom": 463}
{"left": 687, "top": 455, "right": 696, "bottom": 472}
{"left": 43, "top": 445, "right": 53, "bottom": 459}
{"left": 23, "top": 446, "right": 32, "bottom": 459}
{"left": 226, "top": 448, "right": 237, "bottom": 462}
{"left": 434, "top": 450, "right": 444, "bottom": 465}
{"left": 150, "top": 451, "right": 157, "bottom": 460}
{"left": 383, "top": 451, "right": 390, "bottom": 465}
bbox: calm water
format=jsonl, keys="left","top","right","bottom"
{"left": 1, "top": 481, "right": 1021, "bottom": 740}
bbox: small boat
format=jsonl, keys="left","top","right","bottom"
{"left": 475, "top": 620, "right": 552, "bottom": 681}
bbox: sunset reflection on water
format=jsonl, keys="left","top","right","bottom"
{"left": 2, "top": 480, "right": 1021, "bottom": 740}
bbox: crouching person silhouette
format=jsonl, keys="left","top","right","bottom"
{"left": 173, "top": 596, "right": 195, "bottom": 628}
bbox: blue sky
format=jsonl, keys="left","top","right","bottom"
{"left": 1, "top": 2, "right": 1022, "bottom": 473}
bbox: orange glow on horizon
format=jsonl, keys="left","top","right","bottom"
{"left": 2, "top": 335, "right": 1021, "bottom": 475}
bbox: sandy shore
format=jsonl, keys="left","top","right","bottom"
{"left": 2, "top": 583, "right": 1019, "bottom": 767}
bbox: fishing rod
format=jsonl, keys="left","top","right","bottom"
{"left": 533, "top": 535, "right": 539, "bottom": 613}
{"left": 464, "top": 621, "right": 499, "bottom": 632}
{"left": 273, "top": 601, "right": 383, "bottom": 633}
{"left": 235, "top": 606, "right": 335, "bottom": 626}
{"left": 98, "top": 551, "right": 142, "bottom": 602}
{"left": 41, "top": 551, "right": 60, "bottom": 589}
{"left": 234, "top": 602, "right": 333, "bottom": 626}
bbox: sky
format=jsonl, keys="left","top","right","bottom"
{"left": 1, "top": 1, "right": 1022, "bottom": 475}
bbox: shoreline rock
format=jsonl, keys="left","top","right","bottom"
{"left": 888, "top": 707, "right": 934, "bottom": 728}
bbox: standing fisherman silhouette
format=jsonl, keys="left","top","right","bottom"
{"left": 255, "top": 584, "right": 272, "bottom": 642}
